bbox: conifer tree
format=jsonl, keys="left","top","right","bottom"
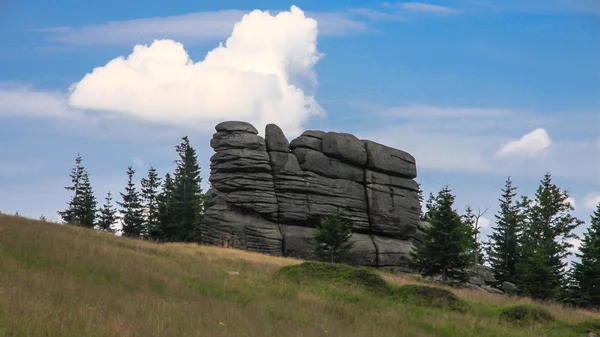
{"left": 96, "top": 191, "right": 117, "bottom": 233}
{"left": 411, "top": 186, "right": 476, "bottom": 282}
{"left": 462, "top": 206, "right": 486, "bottom": 265}
{"left": 140, "top": 166, "right": 161, "bottom": 239}
{"left": 117, "top": 166, "right": 144, "bottom": 238}
{"left": 516, "top": 173, "right": 583, "bottom": 300}
{"left": 171, "top": 136, "right": 204, "bottom": 242}
{"left": 154, "top": 173, "right": 176, "bottom": 241}
{"left": 571, "top": 202, "right": 600, "bottom": 307}
{"left": 58, "top": 153, "right": 97, "bottom": 228}
{"left": 487, "top": 177, "right": 522, "bottom": 285}
{"left": 313, "top": 212, "right": 354, "bottom": 263}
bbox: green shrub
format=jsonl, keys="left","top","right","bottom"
{"left": 574, "top": 318, "right": 600, "bottom": 334}
{"left": 276, "top": 261, "right": 388, "bottom": 293}
{"left": 500, "top": 304, "right": 554, "bottom": 324}
{"left": 393, "top": 284, "right": 468, "bottom": 311}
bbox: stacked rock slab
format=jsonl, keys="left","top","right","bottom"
{"left": 203, "top": 121, "right": 422, "bottom": 272}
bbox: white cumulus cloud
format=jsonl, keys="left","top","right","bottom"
{"left": 495, "top": 128, "right": 552, "bottom": 158}
{"left": 68, "top": 6, "right": 324, "bottom": 137}
{"left": 583, "top": 192, "right": 600, "bottom": 210}
{"left": 477, "top": 216, "right": 491, "bottom": 229}
{"left": 565, "top": 197, "right": 577, "bottom": 209}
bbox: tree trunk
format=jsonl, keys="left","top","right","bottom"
{"left": 331, "top": 249, "right": 335, "bottom": 263}
{"left": 442, "top": 268, "right": 447, "bottom": 282}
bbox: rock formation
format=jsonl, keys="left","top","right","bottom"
{"left": 202, "top": 121, "right": 424, "bottom": 272}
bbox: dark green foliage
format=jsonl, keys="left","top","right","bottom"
{"left": 313, "top": 212, "right": 354, "bottom": 263}
{"left": 500, "top": 304, "right": 553, "bottom": 324}
{"left": 487, "top": 177, "right": 522, "bottom": 286}
{"left": 140, "top": 166, "right": 161, "bottom": 239}
{"left": 154, "top": 173, "right": 176, "bottom": 241}
{"left": 277, "top": 261, "right": 388, "bottom": 293}
{"left": 462, "top": 206, "right": 486, "bottom": 265}
{"left": 411, "top": 186, "right": 476, "bottom": 282}
{"left": 170, "top": 136, "right": 204, "bottom": 242}
{"left": 117, "top": 166, "right": 145, "bottom": 238}
{"left": 394, "top": 284, "right": 468, "bottom": 311}
{"left": 574, "top": 318, "right": 600, "bottom": 334}
{"left": 515, "top": 173, "right": 583, "bottom": 300}
{"left": 58, "top": 153, "right": 97, "bottom": 228}
{"left": 571, "top": 202, "right": 600, "bottom": 307}
{"left": 96, "top": 191, "right": 117, "bottom": 233}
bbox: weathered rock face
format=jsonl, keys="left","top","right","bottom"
{"left": 202, "top": 121, "right": 422, "bottom": 271}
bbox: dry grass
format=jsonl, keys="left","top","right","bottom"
{"left": 1, "top": 213, "right": 599, "bottom": 337}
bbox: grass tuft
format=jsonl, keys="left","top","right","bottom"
{"left": 276, "top": 261, "right": 389, "bottom": 293}
{"left": 500, "top": 304, "right": 554, "bottom": 324}
{"left": 393, "top": 284, "right": 469, "bottom": 312}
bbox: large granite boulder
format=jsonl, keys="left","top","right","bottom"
{"left": 202, "top": 121, "right": 422, "bottom": 270}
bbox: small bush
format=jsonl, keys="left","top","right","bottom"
{"left": 393, "top": 284, "right": 468, "bottom": 311}
{"left": 574, "top": 318, "right": 600, "bottom": 334}
{"left": 500, "top": 304, "right": 554, "bottom": 324}
{"left": 276, "top": 261, "right": 389, "bottom": 293}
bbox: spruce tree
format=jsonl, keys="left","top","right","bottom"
{"left": 96, "top": 191, "right": 117, "bottom": 233}
{"left": 313, "top": 212, "right": 354, "bottom": 263}
{"left": 171, "top": 136, "right": 204, "bottom": 242}
{"left": 117, "top": 166, "right": 145, "bottom": 238}
{"left": 411, "top": 186, "right": 476, "bottom": 282}
{"left": 572, "top": 202, "right": 600, "bottom": 307}
{"left": 58, "top": 153, "right": 97, "bottom": 228}
{"left": 154, "top": 173, "right": 176, "bottom": 241}
{"left": 487, "top": 177, "right": 522, "bottom": 285}
{"left": 462, "top": 206, "right": 487, "bottom": 265}
{"left": 516, "top": 173, "right": 583, "bottom": 300}
{"left": 141, "top": 166, "right": 162, "bottom": 239}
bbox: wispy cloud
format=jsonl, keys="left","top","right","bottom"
{"left": 36, "top": 8, "right": 368, "bottom": 47}
{"left": 0, "top": 82, "right": 81, "bottom": 119}
{"left": 398, "top": 2, "right": 459, "bottom": 14}
{"left": 460, "top": 0, "right": 600, "bottom": 15}
{"left": 349, "top": 101, "right": 597, "bottom": 180}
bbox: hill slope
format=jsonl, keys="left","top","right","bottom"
{"left": 1, "top": 213, "right": 598, "bottom": 337}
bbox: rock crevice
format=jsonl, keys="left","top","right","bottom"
{"left": 202, "top": 121, "right": 421, "bottom": 270}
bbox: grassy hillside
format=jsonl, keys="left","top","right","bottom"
{"left": 1, "top": 213, "right": 599, "bottom": 337}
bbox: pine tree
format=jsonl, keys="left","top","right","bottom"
{"left": 516, "top": 173, "right": 583, "bottom": 300}
{"left": 313, "top": 212, "right": 354, "bottom": 263}
{"left": 154, "top": 173, "right": 176, "bottom": 241}
{"left": 141, "top": 166, "right": 162, "bottom": 239}
{"left": 571, "top": 202, "right": 600, "bottom": 307}
{"left": 487, "top": 177, "right": 522, "bottom": 285}
{"left": 411, "top": 186, "right": 476, "bottom": 282}
{"left": 171, "top": 136, "right": 204, "bottom": 242}
{"left": 117, "top": 166, "right": 145, "bottom": 238}
{"left": 96, "top": 191, "right": 117, "bottom": 233}
{"left": 58, "top": 153, "right": 97, "bottom": 228}
{"left": 462, "top": 206, "right": 487, "bottom": 265}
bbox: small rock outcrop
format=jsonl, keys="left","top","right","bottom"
{"left": 202, "top": 121, "right": 422, "bottom": 272}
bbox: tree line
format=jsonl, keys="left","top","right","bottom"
{"left": 410, "top": 173, "right": 599, "bottom": 308}
{"left": 57, "top": 138, "right": 600, "bottom": 308}
{"left": 58, "top": 136, "right": 204, "bottom": 243}
{"left": 314, "top": 173, "right": 600, "bottom": 308}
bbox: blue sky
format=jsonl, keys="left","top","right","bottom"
{"left": 0, "top": 0, "right": 598, "bottom": 254}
